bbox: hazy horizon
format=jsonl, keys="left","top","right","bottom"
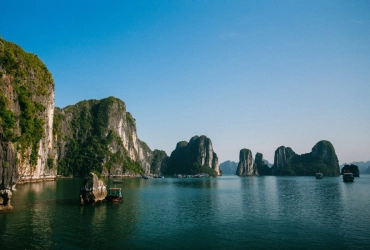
{"left": 1, "top": 0, "right": 369, "bottom": 164}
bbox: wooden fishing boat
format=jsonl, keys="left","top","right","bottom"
{"left": 113, "top": 179, "right": 124, "bottom": 183}
{"left": 106, "top": 187, "right": 122, "bottom": 202}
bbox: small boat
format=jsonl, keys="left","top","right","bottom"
{"left": 113, "top": 179, "right": 124, "bottom": 183}
{"left": 316, "top": 172, "right": 323, "bottom": 179}
{"left": 343, "top": 173, "right": 354, "bottom": 182}
{"left": 106, "top": 187, "right": 122, "bottom": 202}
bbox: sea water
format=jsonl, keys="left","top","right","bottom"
{"left": 1, "top": 175, "right": 369, "bottom": 249}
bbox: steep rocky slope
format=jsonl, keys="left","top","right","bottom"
{"left": 0, "top": 38, "right": 56, "bottom": 209}
{"left": 0, "top": 38, "right": 56, "bottom": 184}
{"left": 54, "top": 97, "right": 153, "bottom": 177}
{"left": 271, "top": 140, "right": 339, "bottom": 176}
{"left": 165, "top": 135, "right": 220, "bottom": 176}
{"left": 236, "top": 149, "right": 257, "bottom": 176}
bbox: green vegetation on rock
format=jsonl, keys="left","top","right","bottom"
{"left": 164, "top": 136, "right": 219, "bottom": 177}
{"left": 270, "top": 140, "right": 340, "bottom": 176}
{"left": 54, "top": 97, "right": 148, "bottom": 177}
{"left": 0, "top": 38, "right": 54, "bottom": 167}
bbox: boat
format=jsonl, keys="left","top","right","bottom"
{"left": 343, "top": 173, "right": 354, "bottom": 182}
{"left": 113, "top": 179, "right": 124, "bottom": 183}
{"left": 106, "top": 187, "right": 122, "bottom": 202}
{"left": 316, "top": 172, "right": 323, "bottom": 179}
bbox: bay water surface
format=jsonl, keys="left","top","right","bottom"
{"left": 1, "top": 175, "right": 370, "bottom": 249}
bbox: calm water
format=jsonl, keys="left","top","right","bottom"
{"left": 1, "top": 175, "right": 370, "bottom": 249}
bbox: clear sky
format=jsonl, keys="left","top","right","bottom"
{"left": 1, "top": 0, "right": 369, "bottom": 164}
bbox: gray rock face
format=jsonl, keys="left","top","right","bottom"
{"left": 54, "top": 97, "right": 154, "bottom": 176}
{"left": 271, "top": 140, "right": 339, "bottom": 176}
{"left": 188, "top": 136, "right": 219, "bottom": 174}
{"left": 0, "top": 189, "right": 13, "bottom": 211}
{"left": 273, "top": 146, "right": 296, "bottom": 169}
{"left": 0, "top": 38, "right": 57, "bottom": 211}
{"left": 254, "top": 153, "right": 264, "bottom": 169}
{"left": 79, "top": 172, "right": 107, "bottom": 205}
{"left": 166, "top": 135, "right": 220, "bottom": 176}
{"left": 0, "top": 141, "right": 18, "bottom": 190}
{"left": 150, "top": 150, "right": 168, "bottom": 175}
{"left": 236, "top": 149, "right": 258, "bottom": 176}
{"left": 311, "top": 140, "right": 339, "bottom": 168}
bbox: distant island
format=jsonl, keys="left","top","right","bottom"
{"left": 340, "top": 161, "right": 370, "bottom": 174}
{"left": 231, "top": 140, "right": 339, "bottom": 177}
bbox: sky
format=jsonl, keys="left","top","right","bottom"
{"left": 1, "top": 0, "right": 369, "bottom": 164}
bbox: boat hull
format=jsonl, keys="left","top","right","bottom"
{"left": 106, "top": 195, "right": 122, "bottom": 202}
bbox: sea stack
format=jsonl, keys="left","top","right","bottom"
{"left": 165, "top": 135, "right": 220, "bottom": 176}
{"left": 236, "top": 149, "right": 258, "bottom": 176}
{"left": 79, "top": 172, "right": 107, "bottom": 205}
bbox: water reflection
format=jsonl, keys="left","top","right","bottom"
{"left": 1, "top": 176, "right": 370, "bottom": 249}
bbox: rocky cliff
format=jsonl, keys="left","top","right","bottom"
{"left": 254, "top": 152, "right": 272, "bottom": 175}
{"left": 236, "top": 149, "right": 257, "bottom": 176}
{"left": 165, "top": 135, "right": 220, "bottom": 176}
{"left": 0, "top": 38, "right": 56, "bottom": 210}
{"left": 79, "top": 172, "right": 107, "bottom": 205}
{"left": 271, "top": 140, "right": 339, "bottom": 176}
{"left": 273, "top": 146, "right": 296, "bottom": 170}
{"left": 150, "top": 149, "right": 168, "bottom": 175}
{"left": 54, "top": 97, "right": 153, "bottom": 177}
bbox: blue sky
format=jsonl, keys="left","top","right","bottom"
{"left": 1, "top": 0, "right": 369, "bottom": 164}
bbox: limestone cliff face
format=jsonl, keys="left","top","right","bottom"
{"left": 271, "top": 140, "right": 339, "bottom": 176}
{"left": 0, "top": 38, "right": 56, "bottom": 197}
{"left": 311, "top": 140, "right": 339, "bottom": 170}
{"left": 273, "top": 146, "right": 296, "bottom": 170}
{"left": 254, "top": 152, "right": 272, "bottom": 175}
{"left": 54, "top": 97, "right": 153, "bottom": 176}
{"left": 150, "top": 150, "right": 168, "bottom": 175}
{"left": 165, "top": 135, "right": 220, "bottom": 176}
{"left": 236, "top": 149, "right": 257, "bottom": 176}
{"left": 188, "top": 136, "right": 219, "bottom": 173}
{"left": 79, "top": 172, "right": 107, "bottom": 205}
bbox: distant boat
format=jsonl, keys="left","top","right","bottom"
{"left": 316, "top": 172, "right": 323, "bottom": 179}
{"left": 106, "top": 187, "right": 122, "bottom": 202}
{"left": 113, "top": 179, "right": 123, "bottom": 183}
{"left": 343, "top": 173, "right": 354, "bottom": 182}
